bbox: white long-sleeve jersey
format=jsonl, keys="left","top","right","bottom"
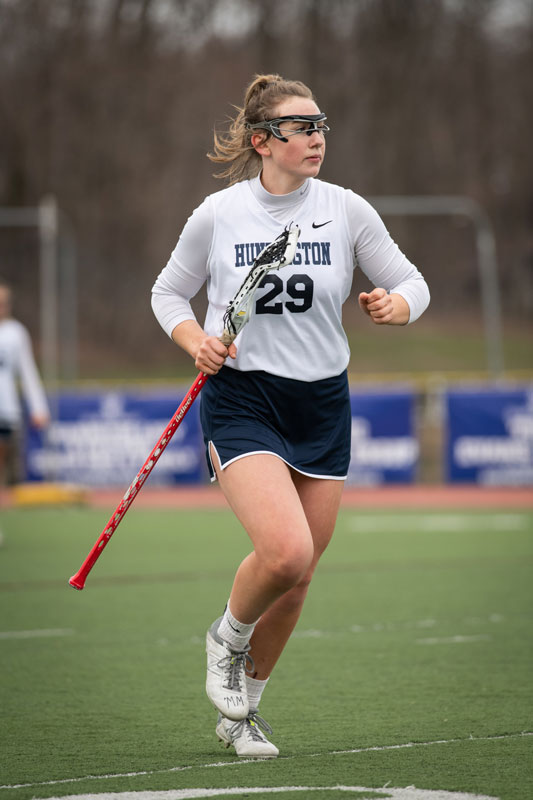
{"left": 0, "top": 319, "right": 49, "bottom": 427}
{"left": 152, "top": 176, "right": 430, "bottom": 382}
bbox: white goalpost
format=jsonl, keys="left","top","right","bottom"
{"left": 368, "top": 194, "right": 504, "bottom": 378}
{"left": 0, "top": 196, "right": 78, "bottom": 387}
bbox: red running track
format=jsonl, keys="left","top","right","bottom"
{"left": 86, "top": 485, "right": 533, "bottom": 510}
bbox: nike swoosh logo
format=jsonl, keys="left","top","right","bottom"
{"left": 312, "top": 220, "right": 332, "bottom": 228}
{"left": 228, "top": 621, "right": 242, "bottom": 633}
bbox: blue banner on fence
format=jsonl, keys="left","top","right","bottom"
{"left": 347, "top": 391, "right": 418, "bottom": 485}
{"left": 24, "top": 387, "right": 419, "bottom": 487}
{"left": 446, "top": 387, "right": 533, "bottom": 484}
{"left": 25, "top": 390, "right": 204, "bottom": 486}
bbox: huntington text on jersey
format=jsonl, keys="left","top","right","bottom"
{"left": 235, "top": 241, "right": 331, "bottom": 268}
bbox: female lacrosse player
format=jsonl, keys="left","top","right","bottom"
{"left": 0, "top": 279, "right": 50, "bottom": 488}
{"left": 152, "top": 73, "right": 429, "bottom": 758}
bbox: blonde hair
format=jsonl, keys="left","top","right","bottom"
{"left": 208, "top": 73, "right": 315, "bottom": 185}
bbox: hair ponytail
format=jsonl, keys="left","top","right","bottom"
{"left": 207, "top": 73, "right": 315, "bottom": 185}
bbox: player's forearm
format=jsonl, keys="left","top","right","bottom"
{"left": 172, "top": 319, "right": 236, "bottom": 375}
{"left": 389, "top": 276, "right": 430, "bottom": 323}
{"left": 358, "top": 288, "right": 411, "bottom": 326}
{"left": 171, "top": 319, "right": 207, "bottom": 360}
{"left": 388, "top": 293, "right": 411, "bottom": 325}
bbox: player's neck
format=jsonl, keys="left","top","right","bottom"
{"left": 259, "top": 169, "right": 307, "bottom": 197}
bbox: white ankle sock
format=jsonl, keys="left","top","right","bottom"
{"left": 217, "top": 603, "right": 257, "bottom": 652}
{"left": 246, "top": 675, "right": 269, "bottom": 711}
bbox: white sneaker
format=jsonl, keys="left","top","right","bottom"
{"left": 206, "top": 618, "right": 251, "bottom": 721}
{"left": 216, "top": 710, "right": 279, "bottom": 758}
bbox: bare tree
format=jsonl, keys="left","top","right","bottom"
{"left": 0, "top": 0, "right": 530, "bottom": 375}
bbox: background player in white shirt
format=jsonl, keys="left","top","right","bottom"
{"left": 152, "top": 74, "right": 430, "bottom": 757}
{"left": 0, "top": 279, "right": 50, "bottom": 489}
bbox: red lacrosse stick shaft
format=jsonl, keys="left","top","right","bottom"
{"left": 69, "top": 371, "right": 208, "bottom": 590}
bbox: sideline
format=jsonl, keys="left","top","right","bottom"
{"left": 85, "top": 486, "right": 533, "bottom": 511}
{"left": 0, "top": 628, "right": 74, "bottom": 640}
{"left": 2, "top": 731, "right": 530, "bottom": 793}
{"left": 2, "top": 485, "right": 531, "bottom": 511}
{"left": 30, "top": 784, "right": 499, "bottom": 800}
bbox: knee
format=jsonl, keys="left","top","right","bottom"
{"left": 263, "top": 541, "right": 314, "bottom": 591}
{"left": 279, "top": 572, "right": 313, "bottom": 613}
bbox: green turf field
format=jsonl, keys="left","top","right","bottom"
{"left": 0, "top": 505, "right": 531, "bottom": 800}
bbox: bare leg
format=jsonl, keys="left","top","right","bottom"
{"left": 212, "top": 445, "right": 344, "bottom": 678}
{"left": 248, "top": 472, "right": 344, "bottom": 678}
{"left": 213, "top": 449, "right": 316, "bottom": 624}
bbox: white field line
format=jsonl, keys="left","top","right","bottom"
{"left": 416, "top": 635, "right": 491, "bottom": 645}
{"left": 288, "top": 613, "right": 505, "bottom": 641}
{"left": 187, "top": 614, "right": 508, "bottom": 647}
{"left": 348, "top": 513, "right": 530, "bottom": 534}
{"left": 188, "top": 614, "right": 506, "bottom": 645}
{"left": 1, "top": 732, "right": 531, "bottom": 793}
{"left": 0, "top": 628, "right": 74, "bottom": 640}
{"left": 31, "top": 785, "right": 500, "bottom": 800}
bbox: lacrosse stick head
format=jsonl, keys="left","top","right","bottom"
{"left": 253, "top": 223, "right": 300, "bottom": 270}
{"left": 222, "top": 224, "right": 300, "bottom": 342}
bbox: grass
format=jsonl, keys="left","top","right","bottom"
{"left": 0, "top": 505, "right": 531, "bottom": 800}
{"left": 344, "top": 318, "right": 532, "bottom": 379}
{"left": 72, "top": 317, "right": 532, "bottom": 384}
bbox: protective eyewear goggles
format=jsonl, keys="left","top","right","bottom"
{"left": 247, "top": 113, "right": 330, "bottom": 143}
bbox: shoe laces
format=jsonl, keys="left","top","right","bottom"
{"left": 230, "top": 711, "right": 273, "bottom": 743}
{"left": 218, "top": 647, "right": 254, "bottom": 691}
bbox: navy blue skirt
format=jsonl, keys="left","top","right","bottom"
{"left": 200, "top": 366, "right": 351, "bottom": 481}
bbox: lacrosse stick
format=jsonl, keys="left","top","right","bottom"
{"left": 69, "top": 223, "right": 300, "bottom": 590}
